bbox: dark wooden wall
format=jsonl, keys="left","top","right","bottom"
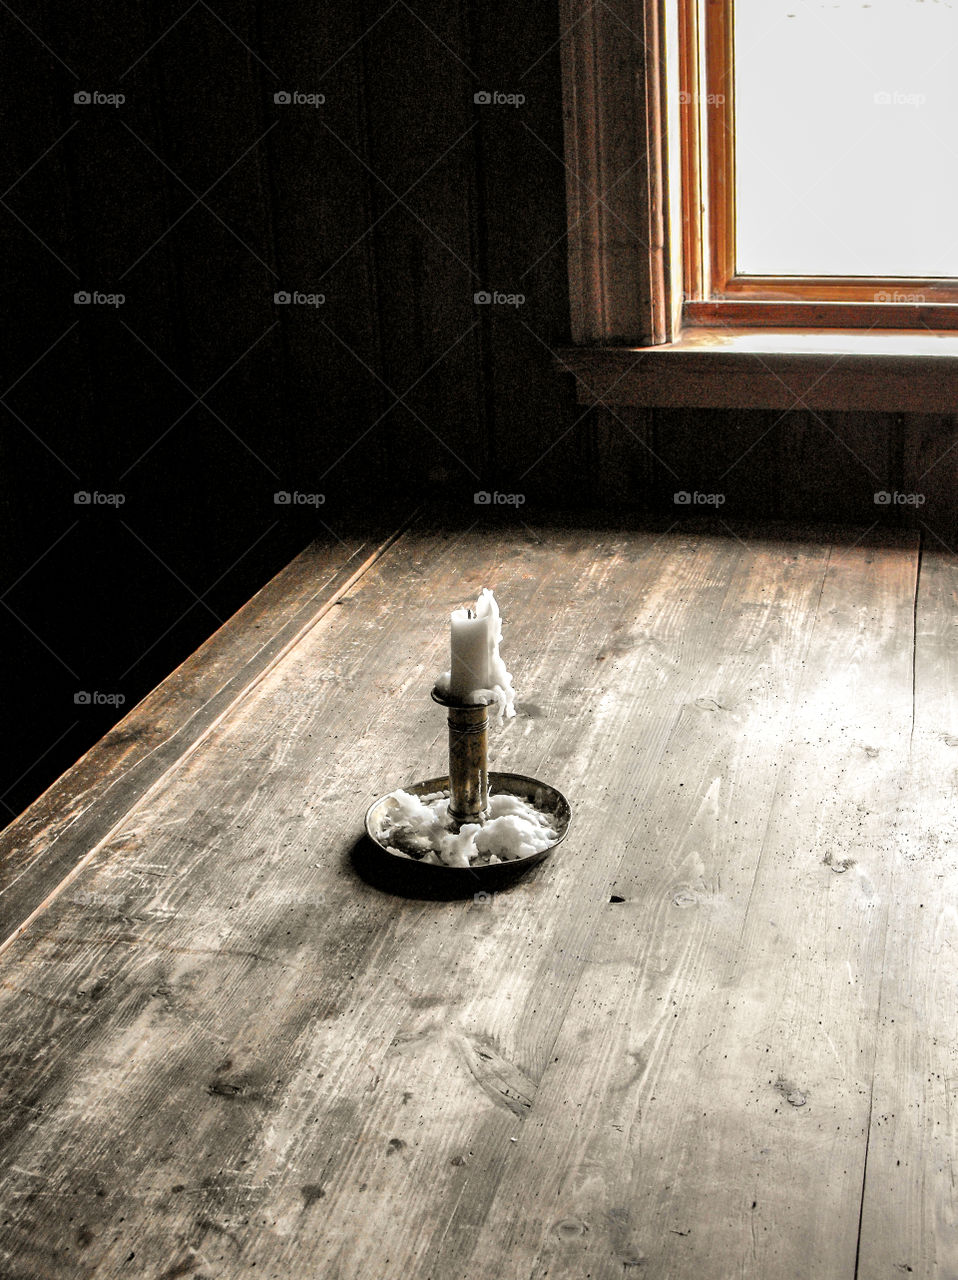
{"left": 2, "top": 2, "right": 954, "bottom": 823}
{"left": 595, "top": 406, "right": 958, "bottom": 547}
{"left": 0, "top": 1, "right": 577, "bottom": 821}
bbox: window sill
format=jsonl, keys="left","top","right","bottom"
{"left": 559, "top": 327, "right": 958, "bottom": 412}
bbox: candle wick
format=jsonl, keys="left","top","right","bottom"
{"left": 467, "top": 609, "right": 474, "bottom": 619}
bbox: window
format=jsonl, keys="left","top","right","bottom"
{"left": 557, "top": 0, "right": 958, "bottom": 409}
{"left": 683, "top": 0, "right": 958, "bottom": 329}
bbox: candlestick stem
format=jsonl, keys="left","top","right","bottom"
{"left": 432, "top": 689, "right": 490, "bottom": 826}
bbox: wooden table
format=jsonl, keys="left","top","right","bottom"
{"left": 1, "top": 517, "right": 954, "bottom": 1279}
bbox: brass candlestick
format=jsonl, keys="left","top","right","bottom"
{"left": 431, "top": 687, "right": 491, "bottom": 826}
{"left": 363, "top": 684, "right": 572, "bottom": 884}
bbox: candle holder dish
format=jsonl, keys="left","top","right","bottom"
{"left": 362, "top": 685, "right": 571, "bottom": 889}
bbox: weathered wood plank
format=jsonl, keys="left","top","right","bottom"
{"left": 856, "top": 547, "right": 958, "bottom": 1279}
{"left": 468, "top": 527, "right": 917, "bottom": 1279}
{"left": 0, "top": 521, "right": 852, "bottom": 1280}
{"left": 652, "top": 405, "right": 782, "bottom": 520}
{"left": 283, "top": 531, "right": 792, "bottom": 1280}
{"left": 558, "top": 0, "right": 671, "bottom": 345}
{"left": 0, "top": 522, "right": 924, "bottom": 1280}
{"left": 371, "top": 529, "right": 856, "bottom": 1280}
{"left": 560, "top": 339, "right": 958, "bottom": 413}
{"left": 589, "top": 405, "right": 657, "bottom": 507}
{"left": 0, "top": 522, "right": 754, "bottom": 1276}
{"left": 0, "top": 522, "right": 409, "bottom": 947}
{"left": 775, "top": 410, "right": 899, "bottom": 526}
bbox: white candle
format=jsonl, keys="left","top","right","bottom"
{"left": 449, "top": 606, "right": 492, "bottom": 698}
{"left": 439, "top": 587, "right": 516, "bottom": 720}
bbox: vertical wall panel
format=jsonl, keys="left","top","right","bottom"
{"left": 904, "top": 414, "right": 958, "bottom": 549}
{"left": 474, "top": 0, "right": 577, "bottom": 508}
{"left": 262, "top": 5, "right": 388, "bottom": 520}
{"left": 361, "top": 0, "right": 487, "bottom": 503}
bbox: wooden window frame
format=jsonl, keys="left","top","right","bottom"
{"left": 558, "top": 0, "right": 674, "bottom": 347}
{"left": 557, "top": 0, "right": 958, "bottom": 409}
{"left": 684, "top": 0, "right": 958, "bottom": 330}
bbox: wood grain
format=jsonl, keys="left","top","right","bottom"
{"left": 0, "top": 523, "right": 409, "bottom": 948}
{"left": 0, "top": 520, "right": 935, "bottom": 1280}
{"left": 856, "top": 548, "right": 958, "bottom": 1279}
{"left": 558, "top": 0, "right": 673, "bottom": 345}
{"left": 0, "top": 522, "right": 748, "bottom": 1275}
{"left": 469, "top": 527, "right": 917, "bottom": 1278}
{"left": 560, "top": 337, "right": 958, "bottom": 413}
{"left": 687, "top": 300, "right": 958, "bottom": 328}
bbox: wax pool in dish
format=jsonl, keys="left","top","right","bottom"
{"left": 435, "top": 587, "right": 516, "bottom": 722}
{"left": 374, "top": 789, "right": 556, "bottom": 868}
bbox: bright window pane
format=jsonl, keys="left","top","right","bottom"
{"left": 734, "top": 0, "right": 958, "bottom": 278}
